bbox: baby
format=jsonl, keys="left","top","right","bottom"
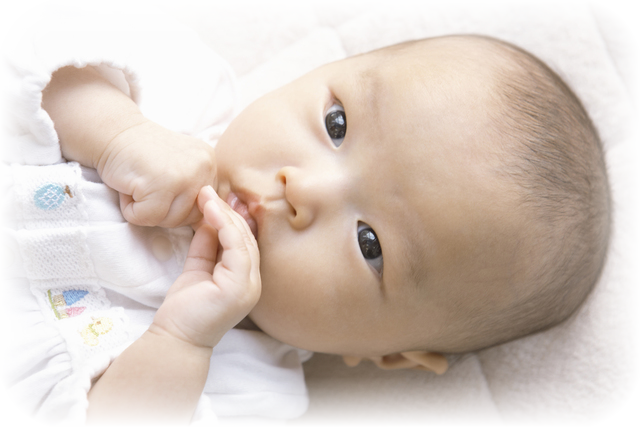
{"left": 215, "top": 35, "right": 610, "bottom": 357}
{"left": 13, "top": 33, "right": 610, "bottom": 423}
{"left": 44, "top": 36, "right": 610, "bottom": 422}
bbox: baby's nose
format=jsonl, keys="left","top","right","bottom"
{"left": 276, "top": 166, "right": 344, "bottom": 230}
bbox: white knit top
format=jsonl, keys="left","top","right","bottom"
{"left": 1, "top": 3, "right": 310, "bottom": 424}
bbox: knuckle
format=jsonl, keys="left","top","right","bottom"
{"left": 138, "top": 205, "right": 167, "bottom": 226}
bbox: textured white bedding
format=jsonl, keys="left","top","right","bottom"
{"left": 156, "top": 1, "right": 640, "bottom": 424}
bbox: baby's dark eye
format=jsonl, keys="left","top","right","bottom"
{"left": 325, "top": 104, "right": 346, "bottom": 147}
{"left": 357, "top": 222, "right": 383, "bottom": 274}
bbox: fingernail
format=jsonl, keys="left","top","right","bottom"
{"left": 205, "top": 200, "right": 219, "bottom": 214}
{"left": 203, "top": 185, "right": 215, "bottom": 196}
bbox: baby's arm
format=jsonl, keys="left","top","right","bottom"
{"left": 41, "top": 66, "right": 144, "bottom": 171}
{"left": 87, "top": 186, "right": 261, "bottom": 423}
{"left": 42, "top": 66, "right": 218, "bottom": 227}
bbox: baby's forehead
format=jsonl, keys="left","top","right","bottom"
{"left": 345, "top": 44, "right": 506, "bottom": 150}
{"left": 355, "top": 36, "right": 517, "bottom": 90}
{"left": 369, "top": 35, "right": 512, "bottom": 60}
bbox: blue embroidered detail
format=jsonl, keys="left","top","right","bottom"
{"left": 34, "top": 183, "right": 67, "bottom": 210}
{"left": 47, "top": 289, "right": 89, "bottom": 320}
{"left": 63, "top": 290, "right": 89, "bottom": 305}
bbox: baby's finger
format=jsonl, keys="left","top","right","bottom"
{"left": 168, "top": 223, "right": 218, "bottom": 296}
{"left": 198, "top": 187, "right": 255, "bottom": 247}
{"left": 224, "top": 201, "right": 260, "bottom": 277}
{"left": 204, "top": 197, "right": 261, "bottom": 299}
{"left": 202, "top": 191, "right": 257, "bottom": 257}
{"left": 181, "top": 203, "right": 204, "bottom": 227}
{"left": 182, "top": 223, "right": 218, "bottom": 275}
{"left": 197, "top": 186, "right": 218, "bottom": 214}
{"left": 119, "top": 193, "right": 136, "bottom": 223}
{"left": 203, "top": 199, "right": 252, "bottom": 278}
{"left": 198, "top": 186, "right": 260, "bottom": 278}
{"left": 120, "top": 193, "right": 171, "bottom": 227}
{"left": 223, "top": 206, "right": 261, "bottom": 303}
{"left": 159, "top": 193, "right": 203, "bottom": 228}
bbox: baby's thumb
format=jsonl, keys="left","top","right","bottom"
{"left": 119, "top": 193, "right": 138, "bottom": 224}
{"left": 197, "top": 186, "right": 219, "bottom": 214}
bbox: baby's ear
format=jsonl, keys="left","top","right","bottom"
{"left": 398, "top": 351, "right": 448, "bottom": 374}
{"left": 342, "top": 351, "right": 448, "bottom": 375}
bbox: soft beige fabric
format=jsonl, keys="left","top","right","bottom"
{"left": 162, "top": 0, "right": 639, "bottom": 424}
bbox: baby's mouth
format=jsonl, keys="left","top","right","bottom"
{"left": 226, "top": 192, "right": 258, "bottom": 239}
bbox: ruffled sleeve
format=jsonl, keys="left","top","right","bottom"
{"left": 1, "top": 1, "right": 237, "bottom": 166}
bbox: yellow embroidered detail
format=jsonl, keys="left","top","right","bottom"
{"left": 80, "top": 317, "right": 114, "bottom": 346}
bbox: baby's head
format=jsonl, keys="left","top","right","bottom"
{"left": 214, "top": 35, "right": 610, "bottom": 363}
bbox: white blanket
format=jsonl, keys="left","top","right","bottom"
{"left": 154, "top": 0, "right": 640, "bottom": 425}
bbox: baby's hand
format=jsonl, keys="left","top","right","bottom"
{"left": 97, "top": 120, "right": 217, "bottom": 227}
{"left": 149, "top": 186, "right": 261, "bottom": 348}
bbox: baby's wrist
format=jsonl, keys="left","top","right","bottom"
{"left": 93, "top": 115, "right": 149, "bottom": 173}
{"left": 145, "top": 323, "right": 216, "bottom": 357}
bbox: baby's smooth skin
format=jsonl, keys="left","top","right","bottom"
{"left": 215, "top": 37, "right": 526, "bottom": 358}
{"left": 41, "top": 36, "right": 603, "bottom": 423}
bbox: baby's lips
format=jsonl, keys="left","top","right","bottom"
{"left": 227, "top": 192, "right": 258, "bottom": 239}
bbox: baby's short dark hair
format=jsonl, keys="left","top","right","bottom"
{"left": 462, "top": 35, "right": 611, "bottom": 350}
{"left": 373, "top": 35, "right": 610, "bottom": 352}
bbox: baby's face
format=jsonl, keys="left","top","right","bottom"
{"left": 215, "top": 38, "right": 525, "bottom": 356}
